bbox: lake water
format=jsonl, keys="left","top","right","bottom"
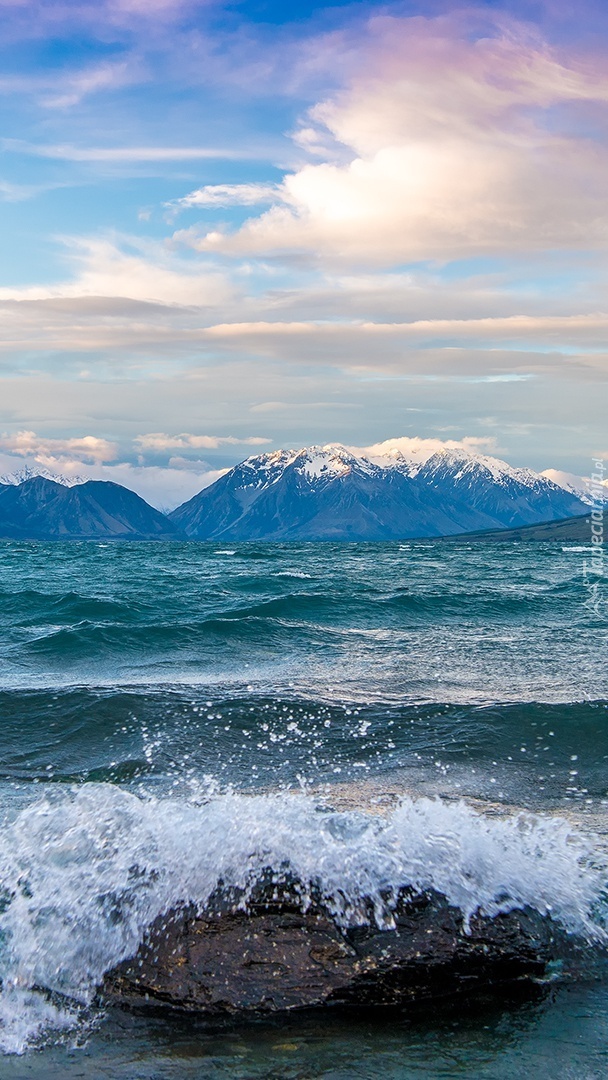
{"left": 0, "top": 539, "right": 606, "bottom": 1076}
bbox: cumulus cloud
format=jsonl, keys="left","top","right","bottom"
{"left": 352, "top": 434, "right": 500, "bottom": 463}
{"left": 0, "top": 430, "right": 118, "bottom": 465}
{"left": 134, "top": 432, "right": 271, "bottom": 451}
{"left": 174, "top": 12, "right": 608, "bottom": 265}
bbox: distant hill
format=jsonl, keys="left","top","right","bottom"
{"left": 170, "top": 444, "right": 587, "bottom": 541}
{"left": 443, "top": 508, "right": 607, "bottom": 542}
{"left": 0, "top": 477, "right": 182, "bottom": 540}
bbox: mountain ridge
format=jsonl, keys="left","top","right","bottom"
{"left": 0, "top": 476, "right": 182, "bottom": 540}
{"left": 169, "top": 443, "right": 587, "bottom": 541}
{"left": 0, "top": 447, "right": 591, "bottom": 542}
{"left": 440, "top": 508, "right": 607, "bottom": 543}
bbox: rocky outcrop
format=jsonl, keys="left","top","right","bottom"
{"left": 103, "top": 879, "right": 561, "bottom": 1014}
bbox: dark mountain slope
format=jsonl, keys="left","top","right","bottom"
{"left": 170, "top": 446, "right": 587, "bottom": 541}
{"left": 443, "top": 509, "right": 607, "bottom": 542}
{"left": 0, "top": 477, "right": 181, "bottom": 540}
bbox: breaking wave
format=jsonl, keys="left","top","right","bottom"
{"left": 0, "top": 786, "right": 605, "bottom": 1054}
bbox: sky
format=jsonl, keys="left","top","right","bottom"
{"left": 0, "top": 0, "right": 606, "bottom": 508}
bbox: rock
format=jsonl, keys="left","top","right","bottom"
{"left": 103, "top": 879, "right": 562, "bottom": 1015}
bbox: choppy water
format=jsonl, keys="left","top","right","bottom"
{"left": 0, "top": 539, "right": 606, "bottom": 1074}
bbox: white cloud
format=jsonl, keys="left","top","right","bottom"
{"left": 106, "top": 0, "right": 193, "bottom": 14}
{"left": 134, "top": 432, "right": 271, "bottom": 451}
{"left": 541, "top": 468, "right": 608, "bottom": 498}
{"left": 0, "top": 277, "right": 605, "bottom": 385}
{"left": 203, "top": 314, "right": 608, "bottom": 343}
{"left": 168, "top": 183, "right": 281, "bottom": 212}
{"left": 8, "top": 143, "right": 249, "bottom": 162}
{"left": 0, "top": 61, "right": 140, "bottom": 109}
{"left": 0, "top": 7, "right": 604, "bottom": 478}
{"left": 0, "top": 236, "right": 235, "bottom": 308}
{"left": 0, "top": 293, "right": 605, "bottom": 383}
{"left": 0, "top": 430, "right": 118, "bottom": 465}
{"left": 174, "top": 13, "right": 608, "bottom": 265}
{"left": 0, "top": 179, "right": 59, "bottom": 202}
{"left": 351, "top": 434, "right": 500, "bottom": 464}
{"left": 198, "top": 316, "right": 608, "bottom": 376}
{"left": 87, "top": 462, "right": 223, "bottom": 510}
{"left": 41, "top": 62, "right": 136, "bottom": 109}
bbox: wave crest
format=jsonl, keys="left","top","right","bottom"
{"left": 0, "top": 786, "right": 604, "bottom": 1052}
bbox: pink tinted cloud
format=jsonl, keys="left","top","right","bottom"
{"left": 175, "top": 10, "right": 608, "bottom": 265}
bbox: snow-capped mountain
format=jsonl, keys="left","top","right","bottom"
{"left": 0, "top": 465, "right": 87, "bottom": 488}
{"left": 170, "top": 444, "right": 588, "bottom": 541}
{"left": 540, "top": 469, "right": 608, "bottom": 506}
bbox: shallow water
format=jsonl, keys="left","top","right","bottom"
{"left": 0, "top": 539, "right": 606, "bottom": 1072}
{"left": 0, "top": 985, "right": 607, "bottom": 1080}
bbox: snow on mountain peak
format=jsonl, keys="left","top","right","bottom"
{"left": 231, "top": 440, "right": 592, "bottom": 504}
{"left": 0, "top": 466, "right": 87, "bottom": 488}
{"left": 541, "top": 469, "right": 608, "bottom": 506}
{"left": 418, "top": 448, "right": 531, "bottom": 483}
{"left": 297, "top": 448, "right": 350, "bottom": 479}
{"left": 237, "top": 444, "right": 381, "bottom": 489}
{"left": 350, "top": 440, "right": 526, "bottom": 484}
{"left": 294, "top": 444, "right": 376, "bottom": 479}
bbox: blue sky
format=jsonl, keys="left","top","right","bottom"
{"left": 0, "top": 0, "right": 606, "bottom": 506}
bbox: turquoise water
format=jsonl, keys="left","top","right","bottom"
{"left": 0, "top": 540, "right": 606, "bottom": 1074}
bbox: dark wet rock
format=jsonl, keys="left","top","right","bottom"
{"left": 103, "top": 881, "right": 562, "bottom": 1015}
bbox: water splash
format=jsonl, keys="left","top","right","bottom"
{"left": 0, "top": 785, "right": 604, "bottom": 1053}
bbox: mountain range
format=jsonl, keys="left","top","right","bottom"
{"left": 0, "top": 445, "right": 589, "bottom": 541}
{"left": 169, "top": 445, "right": 587, "bottom": 541}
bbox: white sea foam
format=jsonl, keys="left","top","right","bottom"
{"left": 0, "top": 786, "right": 604, "bottom": 1053}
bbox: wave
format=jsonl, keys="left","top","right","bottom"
{"left": 1, "top": 575, "right": 589, "bottom": 629}
{"left": 0, "top": 690, "right": 606, "bottom": 801}
{"left": 0, "top": 589, "right": 152, "bottom": 626}
{"left": 17, "top": 617, "right": 322, "bottom": 662}
{"left": 0, "top": 785, "right": 604, "bottom": 1053}
{"left": 7, "top": 595, "right": 595, "bottom": 670}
